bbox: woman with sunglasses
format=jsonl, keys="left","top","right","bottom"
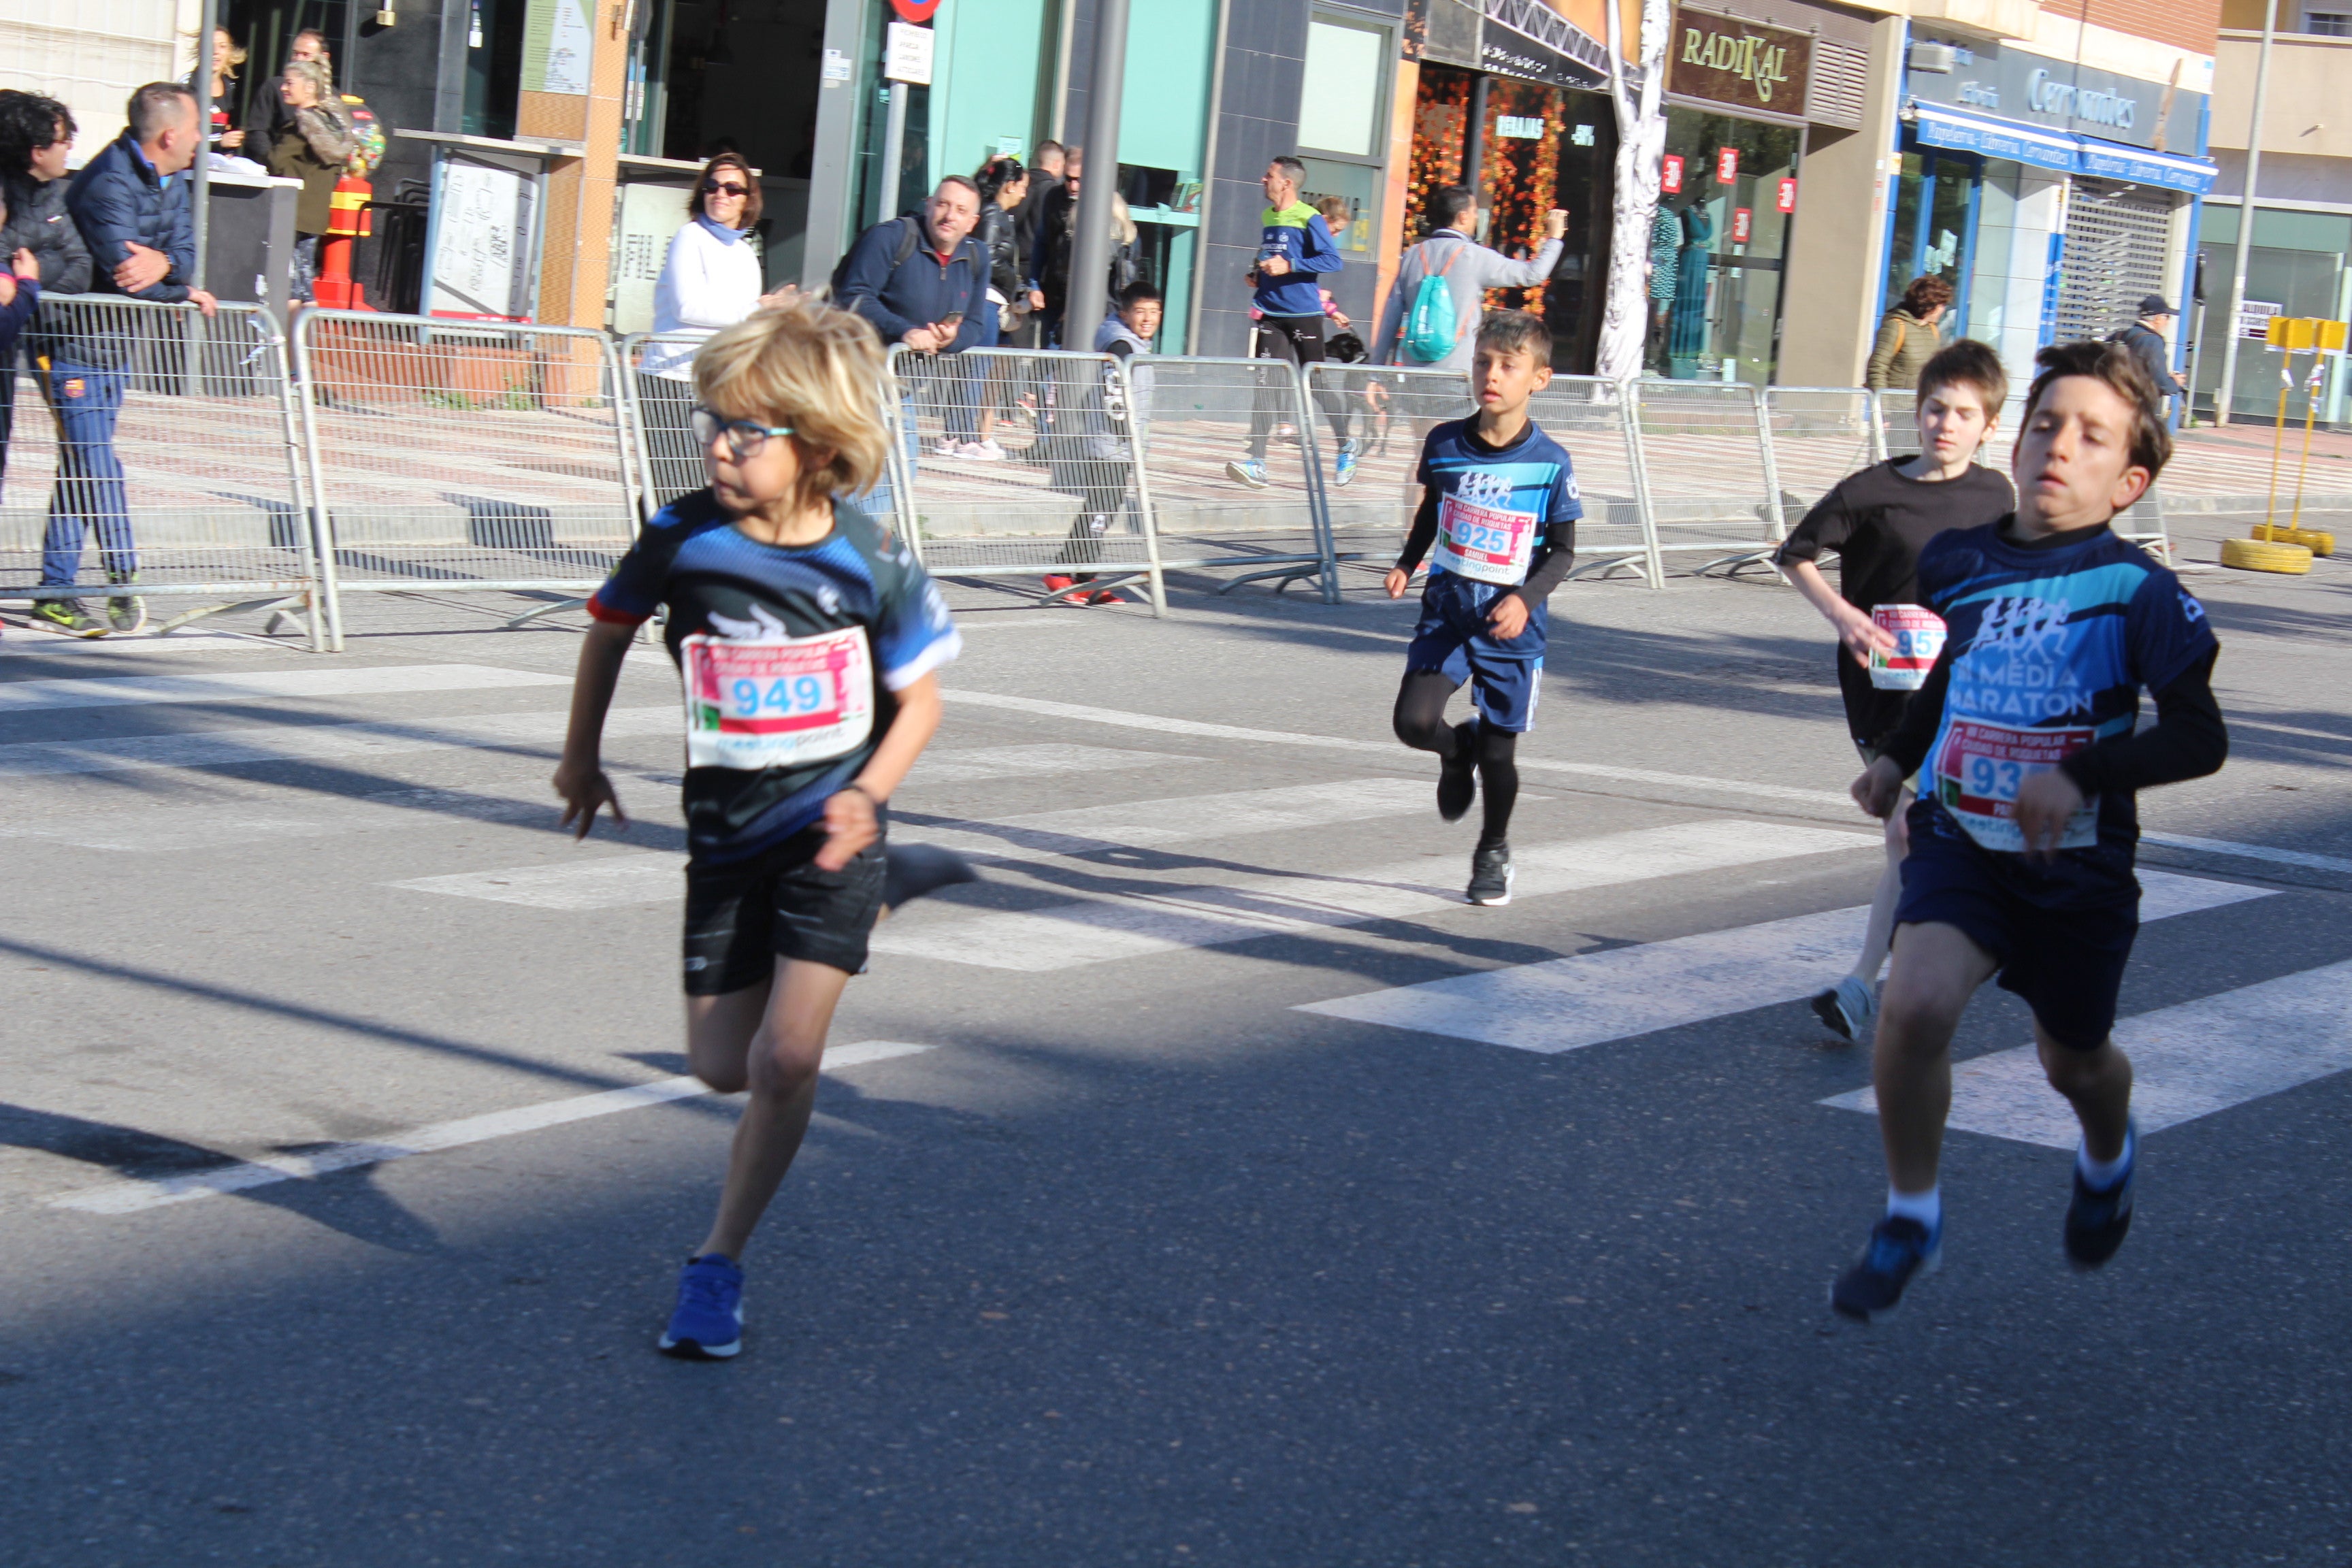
{"left": 640, "top": 153, "right": 796, "bottom": 501}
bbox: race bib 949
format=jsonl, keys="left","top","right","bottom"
{"left": 1932, "top": 719, "right": 2097, "bottom": 853}
{"left": 681, "top": 626, "right": 873, "bottom": 772}
{"left": 1434, "top": 495, "right": 1538, "bottom": 585}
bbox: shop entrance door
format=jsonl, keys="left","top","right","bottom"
{"left": 1652, "top": 109, "right": 1802, "bottom": 385}
{"left": 1880, "top": 147, "right": 1983, "bottom": 329}
{"left": 2055, "top": 180, "right": 2173, "bottom": 344}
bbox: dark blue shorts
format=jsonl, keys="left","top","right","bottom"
{"left": 1405, "top": 603, "right": 1544, "bottom": 733}
{"left": 1894, "top": 804, "right": 2138, "bottom": 1049}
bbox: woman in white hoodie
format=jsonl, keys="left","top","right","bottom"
{"left": 638, "top": 154, "right": 794, "bottom": 502}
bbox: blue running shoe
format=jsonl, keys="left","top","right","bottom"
{"left": 2065, "top": 1122, "right": 2136, "bottom": 1271}
{"left": 659, "top": 1254, "right": 744, "bottom": 1359}
{"left": 1224, "top": 457, "right": 1269, "bottom": 489}
{"left": 1333, "top": 439, "right": 1360, "bottom": 488}
{"left": 1830, "top": 1215, "right": 1941, "bottom": 1322}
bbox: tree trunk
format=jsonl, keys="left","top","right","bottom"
{"left": 1597, "top": 0, "right": 1670, "bottom": 382}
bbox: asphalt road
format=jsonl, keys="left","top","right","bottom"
{"left": 3, "top": 511, "right": 2349, "bottom": 1566}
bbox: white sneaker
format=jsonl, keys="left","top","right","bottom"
{"left": 930, "top": 438, "right": 963, "bottom": 459}
{"left": 962, "top": 440, "right": 1007, "bottom": 461}
{"left": 1810, "top": 975, "right": 1878, "bottom": 1042}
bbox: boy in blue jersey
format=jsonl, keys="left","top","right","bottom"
{"left": 1831, "top": 341, "right": 2229, "bottom": 1322}
{"left": 555, "top": 299, "right": 968, "bottom": 1360}
{"left": 1384, "top": 310, "right": 1581, "bottom": 906}
{"left": 1225, "top": 156, "right": 1360, "bottom": 491}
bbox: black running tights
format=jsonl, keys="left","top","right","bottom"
{"left": 1392, "top": 670, "right": 1519, "bottom": 849}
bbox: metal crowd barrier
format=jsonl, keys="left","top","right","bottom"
{"left": 879, "top": 344, "right": 1165, "bottom": 612}
{"left": 1765, "top": 386, "right": 1880, "bottom": 514}
{"left": 1127, "top": 354, "right": 1339, "bottom": 601}
{"left": 1527, "top": 375, "right": 1658, "bottom": 585}
{"left": 0, "top": 295, "right": 326, "bottom": 647}
{"left": 618, "top": 329, "right": 708, "bottom": 514}
{"left": 292, "top": 310, "right": 640, "bottom": 648}
{"left": 1628, "top": 378, "right": 1784, "bottom": 576}
{"left": 1307, "top": 361, "right": 1469, "bottom": 586}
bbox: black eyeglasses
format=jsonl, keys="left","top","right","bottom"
{"left": 691, "top": 407, "right": 795, "bottom": 461}
{"left": 702, "top": 180, "right": 749, "bottom": 199}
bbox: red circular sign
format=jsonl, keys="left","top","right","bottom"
{"left": 891, "top": 0, "right": 940, "bottom": 20}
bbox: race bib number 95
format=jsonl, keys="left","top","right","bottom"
{"left": 1867, "top": 603, "right": 1946, "bottom": 691}
{"left": 1433, "top": 495, "right": 1538, "bottom": 586}
{"left": 682, "top": 626, "right": 873, "bottom": 772}
{"left": 1933, "top": 719, "right": 2097, "bottom": 853}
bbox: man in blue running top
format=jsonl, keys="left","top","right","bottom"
{"left": 1224, "top": 155, "right": 1358, "bottom": 491}
{"left": 1385, "top": 310, "right": 1580, "bottom": 906}
{"left": 1831, "top": 340, "right": 2228, "bottom": 1322}
{"left": 555, "top": 299, "right": 969, "bottom": 1361}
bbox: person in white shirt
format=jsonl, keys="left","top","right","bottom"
{"left": 638, "top": 153, "right": 795, "bottom": 502}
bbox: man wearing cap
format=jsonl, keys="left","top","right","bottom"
{"left": 2112, "top": 296, "right": 2187, "bottom": 416}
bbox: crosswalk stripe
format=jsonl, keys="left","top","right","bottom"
{"left": 1295, "top": 870, "right": 2275, "bottom": 1053}
{"left": 911, "top": 743, "right": 1198, "bottom": 783}
{"left": 1820, "top": 959, "right": 2352, "bottom": 1147}
{"left": 0, "top": 664, "right": 568, "bottom": 713}
{"left": 388, "top": 777, "right": 1525, "bottom": 911}
{"left": 941, "top": 688, "right": 1852, "bottom": 806}
{"left": 0, "top": 706, "right": 679, "bottom": 779}
{"left": 47, "top": 1041, "right": 935, "bottom": 1216}
{"left": 872, "top": 819, "right": 1876, "bottom": 972}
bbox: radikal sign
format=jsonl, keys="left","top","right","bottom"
{"left": 1667, "top": 4, "right": 1812, "bottom": 114}
{"left": 1905, "top": 35, "right": 2206, "bottom": 154}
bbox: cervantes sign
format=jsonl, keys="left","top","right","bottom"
{"left": 1667, "top": 5, "right": 1812, "bottom": 116}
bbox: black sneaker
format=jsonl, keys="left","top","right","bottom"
{"left": 883, "top": 843, "right": 978, "bottom": 914}
{"left": 2064, "top": 1129, "right": 2136, "bottom": 1271}
{"left": 1831, "top": 1215, "right": 1942, "bottom": 1322}
{"left": 1467, "top": 843, "right": 1513, "bottom": 906}
{"left": 1436, "top": 721, "right": 1478, "bottom": 821}
{"left": 30, "top": 598, "right": 108, "bottom": 638}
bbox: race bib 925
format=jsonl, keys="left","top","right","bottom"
{"left": 1433, "top": 494, "right": 1537, "bottom": 586}
{"left": 681, "top": 626, "right": 872, "bottom": 772}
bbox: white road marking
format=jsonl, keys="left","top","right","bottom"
{"left": 875, "top": 819, "right": 1877, "bottom": 972}
{"left": 2141, "top": 831, "right": 2352, "bottom": 875}
{"left": 0, "top": 630, "right": 280, "bottom": 656}
{"left": 913, "top": 742, "right": 1198, "bottom": 783}
{"left": 0, "top": 664, "right": 568, "bottom": 713}
{"left": 1821, "top": 960, "right": 2352, "bottom": 1147}
{"left": 1297, "top": 870, "right": 2275, "bottom": 1053}
{"left": 0, "top": 706, "right": 680, "bottom": 779}
{"left": 943, "top": 688, "right": 1852, "bottom": 806}
{"left": 390, "top": 777, "right": 1497, "bottom": 910}
{"left": 48, "top": 1041, "right": 936, "bottom": 1215}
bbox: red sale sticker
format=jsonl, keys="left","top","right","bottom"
{"left": 1661, "top": 155, "right": 1684, "bottom": 193}
{"left": 1731, "top": 208, "right": 1752, "bottom": 243}
{"left": 1776, "top": 177, "right": 1797, "bottom": 212}
{"left": 1715, "top": 147, "right": 1738, "bottom": 184}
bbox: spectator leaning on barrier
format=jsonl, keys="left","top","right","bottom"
{"left": 833, "top": 176, "right": 990, "bottom": 501}
{"left": 640, "top": 154, "right": 796, "bottom": 500}
{"left": 40, "top": 82, "right": 219, "bottom": 639}
{"left": 1866, "top": 276, "right": 1951, "bottom": 392}
{"left": 1371, "top": 184, "right": 1565, "bottom": 377}
{"left": 1041, "top": 280, "right": 1164, "bottom": 606}
{"left": 2111, "top": 297, "right": 2187, "bottom": 416}
{"left": 0, "top": 91, "right": 89, "bottom": 501}
{"left": 266, "top": 60, "right": 357, "bottom": 304}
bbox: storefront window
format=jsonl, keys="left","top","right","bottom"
{"left": 2192, "top": 204, "right": 2352, "bottom": 427}
{"left": 1881, "top": 149, "right": 1979, "bottom": 325}
{"left": 1648, "top": 108, "right": 1801, "bottom": 384}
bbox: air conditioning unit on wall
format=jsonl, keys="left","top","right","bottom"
{"left": 1910, "top": 42, "right": 1959, "bottom": 74}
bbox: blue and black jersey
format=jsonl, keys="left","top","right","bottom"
{"left": 1396, "top": 417, "right": 1582, "bottom": 659}
{"left": 589, "top": 492, "right": 961, "bottom": 864}
{"left": 1252, "top": 201, "right": 1344, "bottom": 318}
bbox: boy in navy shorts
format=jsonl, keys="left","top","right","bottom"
{"left": 555, "top": 299, "right": 966, "bottom": 1359}
{"left": 1831, "top": 341, "right": 2228, "bottom": 1322}
{"left": 1384, "top": 310, "right": 1580, "bottom": 906}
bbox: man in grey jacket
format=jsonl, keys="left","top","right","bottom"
{"left": 2110, "top": 296, "right": 2186, "bottom": 420}
{"left": 1371, "top": 185, "right": 1565, "bottom": 376}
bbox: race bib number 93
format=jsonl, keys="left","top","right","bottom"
{"left": 682, "top": 626, "right": 873, "bottom": 771}
{"left": 1933, "top": 719, "right": 2098, "bottom": 853}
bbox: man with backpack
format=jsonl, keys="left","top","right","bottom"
{"left": 1372, "top": 186, "right": 1565, "bottom": 378}
{"left": 830, "top": 177, "right": 992, "bottom": 512}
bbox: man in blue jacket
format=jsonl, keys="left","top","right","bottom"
{"left": 1228, "top": 156, "right": 1356, "bottom": 491}
{"left": 833, "top": 176, "right": 991, "bottom": 512}
{"left": 35, "top": 82, "right": 216, "bottom": 636}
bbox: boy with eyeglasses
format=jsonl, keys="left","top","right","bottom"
{"left": 555, "top": 299, "right": 970, "bottom": 1360}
